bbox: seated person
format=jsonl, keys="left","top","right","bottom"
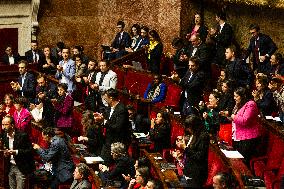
{"left": 218, "top": 80, "right": 235, "bottom": 123}
{"left": 143, "top": 74, "right": 167, "bottom": 103}
{"left": 268, "top": 76, "right": 284, "bottom": 122}
{"left": 1, "top": 45, "right": 20, "bottom": 65}
{"left": 252, "top": 74, "right": 277, "bottom": 116}
{"left": 99, "top": 142, "right": 135, "bottom": 188}
{"left": 103, "top": 21, "right": 131, "bottom": 60}
{"left": 269, "top": 53, "right": 284, "bottom": 76}
{"left": 78, "top": 110, "right": 103, "bottom": 156}
{"left": 126, "top": 24, "right": 141, "bottom": 53}
{"left": 0, "top": 94, "right": 16, "bottom": 119}
{"left": 170, "top": 136, "right": 186, "bottom": 176}
{"left": 149, "top": 110, "right": 171, "bottom": 152}
{"left": 213, "top": 172, "right": 236, "bottom": 189}
{"left": 145, "top": 179, "right": 163, "bottom": 189}
{"left": 13, "top": 97, "right": 32, "bottom": 133}
{"left": 71, "top": 163, "right": 92, "bottom": 189}
{"left": 126, "top": 105, "right": 150, "bottom": 134}
{"left": 128, "top": 167, "right": 150, "bottom": 189}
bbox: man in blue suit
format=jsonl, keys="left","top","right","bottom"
{"left": 55, "top": 47, "right": 76, "bottom": 93}
{"left": 33, "top": 127, "right": 75, "bottom": 189}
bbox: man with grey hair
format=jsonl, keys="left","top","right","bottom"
{"left": 70, "top": 163, "right": 92, "bottom": 189}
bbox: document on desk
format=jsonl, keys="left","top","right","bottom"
{"left": 84, "top": 156, "right": 104, "bottom": 164}
{"left": 133, "top": 132, "right": 147, "bottom": 138}
{"left": 221, "top": 149, "right": 244, "bottom": 158}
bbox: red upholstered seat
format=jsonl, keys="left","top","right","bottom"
{"left": 218, "top": 123, "right": 232, "bottom": 146}
{"left": 251, "top": 133, "right": 284, "bottom": 178}
{"left": 204, "top": 147, "right": 230, "bottom": 187}
{"left": 263, "top": 157, "right": 284, "bottom": 189}
{"left": 155, "top": 83, "right": 182, "bottom": 111}
{"left": 113, "top": 66, "right": 125, "bottom": 90}
{"left": 58, "top": 184, "right": 71, "bottom": 189}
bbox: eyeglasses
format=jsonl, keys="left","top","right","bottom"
{"left": 135, "top": 174, "right": 141, "bottom": 177}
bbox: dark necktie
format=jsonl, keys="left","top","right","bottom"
{"left": 34, "top": 52, "right": 38, "bottom": 63}
{"left": 99, "top": 72, "right": 107, "bottom": 86}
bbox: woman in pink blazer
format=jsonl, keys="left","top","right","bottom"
{"left": 13, "top": 97, "right": 32, "bottom": 133}
{"left": 231, "top": 87, "right": 262, "bottom": 165}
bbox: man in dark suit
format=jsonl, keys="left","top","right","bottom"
{"left": 188, "top": 34, "right": 211, "bottom": 75}
{"left": 225, "top": 46, "right": 253, "bottom": 89}
{"left": 25, "top": 40, "right": 43, "bottom": 64}
{"left": 244, "top": 24, "right": 277, "bottom": 73}
{"left": 1, "top": 45, "right": 20, "bottom": 65}
{"left": 105, "top": 21, "right": 131, "bottom": 60}
{"left": 94, "top": 88, "right": 131, "bottom": 164}
{"left": 171, "top": 57, "right": 205, "bottom": 115}
{"left": 10, "top": 60, "right": 36, "bottom": 104}
{"left": 1, "top": 116, "right": 35, "bottom": 189}
{"left": 126, "top": 105, "right": 150, "bottom": 134}
{"left": 33, "top": 127, "right": 75, "bottom": 189}
{"left": 209, "top": 12, "right": 233, "bottom": 66}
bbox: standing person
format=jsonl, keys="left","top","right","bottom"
{"left": 70, "top": 163, "right": 92, "bottom": 189}
{"left": 55, "top": 47, "right": 76, "bottom": 93}
{"left": 38, "top": 46, "right": 58, "bottom": 75}
{"left": 90, "top": 60, "right": 117, "bottom": 112}
{"left": 13, "top": 97, "right": 32, "bottom": 133}
{"left": 209, "top": 11, "right": 233, "bottom": 66}
{"left": 243, "top": 24, "right": 277, "bottom": 73}
{"left": 146, "top": 30, "right": 163, "bottom": 74}
{"left": 10, "top": 60, "right": 36, "bottom": 104}
{"left": 25, "top": 40, "right": 43, "bottom": 64}
{"left": 132, "top": 26, "right": 150, "bottom": 52}
{"left": 186, "top": 12, "right": 208, "bottom": 43}
{"left": 94, "top": 89, "right": 131, "bottom": 164}
{"left": 231, "top": 87, "right": 262, "bottom": 165}
{"left": 176, "top": 115, "right": 209, "bottom": 188}
{"left": 126, "top": 24, "right": 141, "bottom": 53}
{"left": 2, "top": 45, "right": 20, "bottom": 65}
{"left": 33, "top": 127, "right": 75, "bottom": 189}
{"left": 269, "top": 53, "right": 284, "bottom": 76}
{"left": 225, "top": 46, "right": 253, "bottom": 89}
{"left": 171, "top": 57, "right": 205, "bottom": 115}
{"left": 1, "top": 116, "right": 35, "bottom": 189}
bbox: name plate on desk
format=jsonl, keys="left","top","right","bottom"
{"left": 84, "top": 157, "right": 104, "bottom": 164}
{"left": 221, "top": 149, "right": 244, "bottom": 159}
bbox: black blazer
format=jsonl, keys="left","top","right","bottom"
{"left": 256, "top": 90, "right": 277, "bottom": 116}
{"left": 180, "top": 70, "right": 205, "bottom": 106}
{"left": 104, "top": 102, "right": 131, "bottom": 145}
{"left": 85, "top": 125, "right": 103, "bottom": 156}
{"left": 38, "top": 55, "right": 58, "bottom": 74}
{"left": 2, "top": 129, "right": 35, "bottom": 175}
{"left": 188, "top": 43, "right": 211, "bottom": 73}
{"left": 25, "top": 49, "right": 44, "bottom": 64}
{"left": 149, "top": 123, "right": 171, "bottom": 152}
{"left": 1, "top": 53, "right": 20, "bottom": 65}
{"left": 184, "top": 131, "right": 209, "bottom": 188}
{"left": 111, "top": 32, "right": 131, "bottom": 50}
{"left": 132, "top": 114, "right": 150, "bottom": 134}
{"left": 245, "top": 33, "right": 277, "bottom": 64}
{"left": 17, "top": 72, "right": 36, "bottom": 103}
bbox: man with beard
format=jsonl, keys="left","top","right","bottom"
{"left": 1, "top": 116, "right": 35, "bottom": 189}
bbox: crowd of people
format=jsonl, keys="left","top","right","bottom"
{"left": 0, "top": 9, "right": 284, "bottom": 189}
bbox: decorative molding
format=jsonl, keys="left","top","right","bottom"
{"left": 31, "top": 0, "right": 40, "bottom": 39}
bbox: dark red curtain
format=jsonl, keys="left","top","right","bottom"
{"left": 0, "top": 28, "right": 18, "bottom": 57}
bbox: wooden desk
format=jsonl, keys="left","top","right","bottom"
{"left": 141, "top": 149, "right": 180, "bottom": 189}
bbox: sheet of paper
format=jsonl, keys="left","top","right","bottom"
{"left": 133, "top": 132, "right": 147, "bottom": 138}
{"left": 84, "top": 156, "right": 104, "bottom": 164}
{"left": 221, "top": 149, "right": 244, "bottom": 158}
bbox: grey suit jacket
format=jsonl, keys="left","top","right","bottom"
{"left": 70, "top": 179, "right": 91, "bottom": 189}
{"left": 37, "top": 136, "right": 75, "bottom": 182}
{"left": 55, "top": 59, "right": 76, "bottom": 92}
